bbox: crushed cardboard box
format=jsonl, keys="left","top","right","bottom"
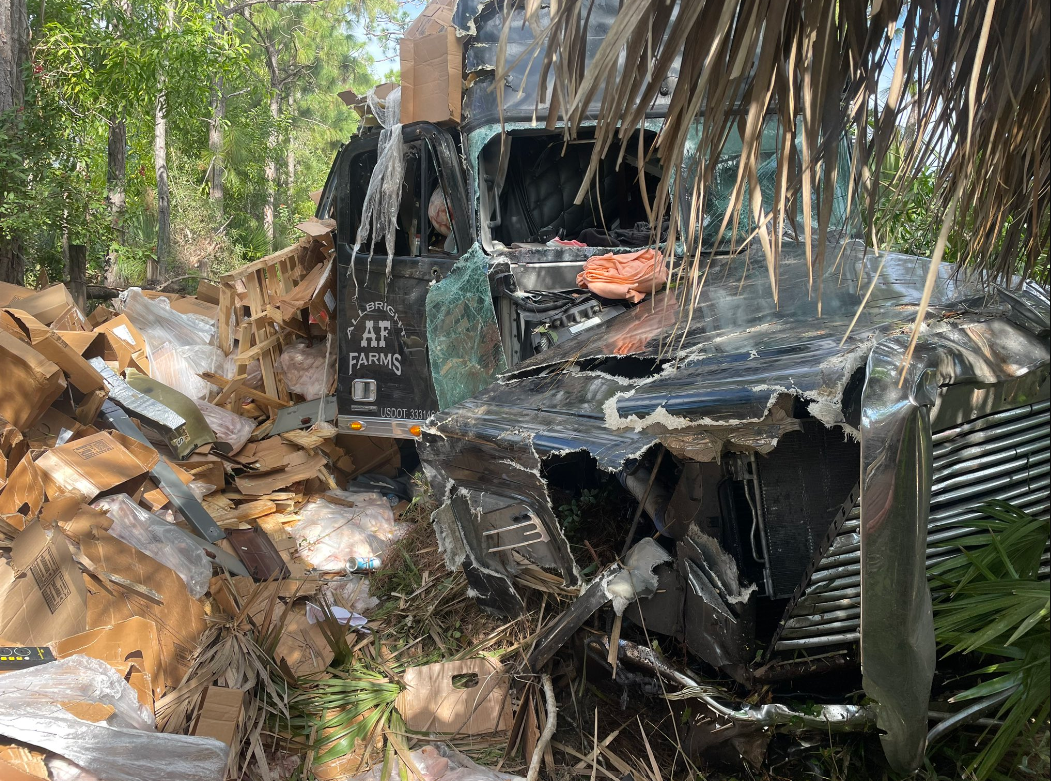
{"left": 0, "top": 331, "right": 67, "bottom": 432}
{"left": 395, "top": 658, "right": 513, "bottom": 735}
{"left": 81, "top": 528, "right": 207, "bottom": 685}
{"left": 34, "top": 430, "right": 156, "bottom": 503}
{"left": 53, "top": 615, "right": 165, "bottom": 710}
{"left": 400, "top": 0, "right": 463, "bottom": 126}
{"left": 0, "top": 521, "right": 88, "bottom": 645}
{"left": 191, "top": 685, "right": 245, "bottom": 748}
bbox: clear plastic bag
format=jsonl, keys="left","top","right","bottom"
{"left": 92, "top": 494, "right": 212, "bottom": 598}
{"left": 120, "top": 288, "right": 226, "bottom": 401}
{"left": 222, "top": 353, "right": 264, "bottom": 389}
{"left": 274, "top": 338, "right": 335, "bottom": 400}
{"left": 0, "top": 655, "right": 227, "bottom": 781}
{"left": 194, "top": 399, "right": 255, "bottom": 454}
{"left": 290, "top": 492, "right": 406, "bottom": 573}
{"left": 347, "top": 743, "right": 522, "bottom": 781}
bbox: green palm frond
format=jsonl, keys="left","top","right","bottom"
{"left": 931, "top": 501, "right": 1051, "bottom": 780}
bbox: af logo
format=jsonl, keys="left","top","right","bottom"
{"left": 346, "top": 301, "right": 406, "bottom": 376}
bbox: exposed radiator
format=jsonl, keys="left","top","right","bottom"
{"left": 771, "top": 398, "right": 1051, "bottom": 655}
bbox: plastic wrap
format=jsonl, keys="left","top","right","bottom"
{"left": 274, "top": 338, "right": 335, "bottom": 400}
{"left": 348, "top": 744, "right": 522, "bottom": 781}
{"left": 425, "top": 244, "right": 507, "bottom": 410}
{"left": 120, "top": 288, "right": 226, "bottom": 401}
{"left": 47, "top": 755, "right": 104, "bottom": 781}
{"left": 194, "top": 399, "right": 255, "bottom": 454}
{"left": 0, "top": 655, "right": 227, "bottom": 781}
{"left": 318, "top": 575, "right": 379, "bottom": 614}
{"left": 354, "top": 86, "right": 405, "bottom": 275}
{"left": 222, "top": 354, "right": 263, "bottom": 389}
{"left": 92, "top": 494, "right": 212, "bottom": 598}
{"left": 290, "top": 492, "right": 407, "bottom": 573}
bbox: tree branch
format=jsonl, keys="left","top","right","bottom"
{"left": 222, "top": 0, "right": 321, "bottom": 17}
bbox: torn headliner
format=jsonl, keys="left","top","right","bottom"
{"left": 423, "top": 239, "right": 1049, "bottom": 469}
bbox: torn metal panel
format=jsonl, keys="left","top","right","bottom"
{"left": 420, "top": 238, "right": 1050, "bottom": 776}
{"left": 859, "top": 315, "right": 1051, "bottom": 774}
{"left": 452, "top": 0, "right": 680, "bottom": 130}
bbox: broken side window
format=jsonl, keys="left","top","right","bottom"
{"left": 479, "top": 128, "right": 664, "bottom": 248}
{"left": 425, "top": 244, "right": 508, "bottom": 410}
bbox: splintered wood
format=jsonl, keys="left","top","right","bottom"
{"left": 213, "top": 234, "right": 332, "bottom": 415}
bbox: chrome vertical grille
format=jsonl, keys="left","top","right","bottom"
{"left": 771, "top": 399, "right": 1051, "bottom": 654}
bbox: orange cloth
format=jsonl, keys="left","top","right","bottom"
{"left": 575, "top": 249, "right": 667, "bottom": 303}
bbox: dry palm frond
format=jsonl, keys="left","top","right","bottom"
{"left": 499, "top": 0, "right": 1050, "bottom": 366}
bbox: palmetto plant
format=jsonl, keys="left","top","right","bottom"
{"left": 500, "top": 0, "right": 1050, "bottom": 363}
{"left": 929, "top": 501, "right": 1051, "bottom": 780}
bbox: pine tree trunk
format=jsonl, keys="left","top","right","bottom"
{"left": 0, "top": 0, "right": 27, "bottom": 283}
{"left": 153, "top": 82, "right": 169, "bottom": 282}
{"left": 68, "top": 243, "right": 87, "bottom": 312}
{"left": 264, "top": 88, "right": 279, "bottom": 249}
{"left": 209, "top": 75, "right": 225, "bottom": 211}
{"left": 286, "top": 91, "right": 295, "bottom": 209}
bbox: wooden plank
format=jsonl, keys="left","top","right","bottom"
{"left": 234, "top": 333, "right": 281, "bottom": 363}
{"left": 220, "top": 245, "right": 299, "bottom": 282}
{"left": 200, "top": 372, "right": 291, "bottom": 410}
{"left": 218, "top": 285, "right": 236, "bottom": 354}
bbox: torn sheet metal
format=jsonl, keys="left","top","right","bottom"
{"left": 420, "top": 238, "right": 1049, "bottom": 775}
{"left": 451, "top": 0, "right": 680, "bottom": 129}
{"left": 859, "top": 315, "right": 1051, "bottom": 773}
{"left": 90, "top": 358, "right": 211, "bottom": 459}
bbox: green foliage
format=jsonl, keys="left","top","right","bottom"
{"left": 4, "top": 0, "right": 408, "bottom": 287}
{"left": 929, "top": 501, "right": 1051, "bottom": 780}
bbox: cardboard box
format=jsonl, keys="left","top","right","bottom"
{"left": 170, "top": 296, "right": 220, "bottom": 322}
{"left": 399, "top": 0, "right": 462, "bottom": 126}
{"left": 93, "top": 315, "right": 151, "bottom": 374}
{"left": 81, "top": 529, "right": 207, "bottom": 685}
{"left": 54, "top": 616, "right": 165, "bottom": 709}
{"left": 191, "top": 685, "right": 244, "bottom": 747}
{"left": 339, "top": 82, "right": 398, "bottom": 126}
{"left": 1, "top": 310, "right": 105, "bottom": 396}
{"left": 0, "top": 281, "right": 33, "bottom": 308}
{"left": 0, "top": 283, "right": 80, "bottom": 326}
{"left": 0, "top": 452, "right": 45, "bottom": 519}
{"left": 195, "top": 280, "right": 221, "bottom": 305}
{"left": 0, "top": 521, "right": 88, "bottom": 645}
{"left": 25, "top": 407, "right": 80, "bottom": 449}
{"left": 394, "top": 658, "right": 512, "bottom": 735}
{"left": 85, "top": 305, "right": 115, "bottom": 329}
{"left": 0, "top": 331, "right": 67, "bottom": 432}
{"left": 0, "top": 745, "right": 48, "bottom": 781}
{"left": 0, "top": 416, "right": 26, "bottom": 487}
{"left": 34, "top": 431, "right": 156, "bottom": 502}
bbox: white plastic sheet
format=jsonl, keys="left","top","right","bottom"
{"left": 0, "top": 655, "right": 227, "bottom": 781}
{"left": 92, "top": 494, "right": 212, "bottom": 598}
{"left": 193, "top": 399, "right": 255, "bottom": 454}
{"left": 273, "top": 338, "right": 335, "bottom": 400}
{"left": 289, "top": 491, "right": 407, "bottom": 573}
{"left": 348, "top": 743, "right": 522, "bottom": 781}
{"left": 355, "top": 85, "right": 405, "bottom": 275}
{"left": 120, "top": 288, "right": 226, "bottom": 401}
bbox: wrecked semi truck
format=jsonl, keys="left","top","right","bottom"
{"left": 323, "top": 0, "right": 1051, "bottom": 772}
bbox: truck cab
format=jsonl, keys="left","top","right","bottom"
{"left": 323, "top": 117, "right": 664, "bottom": 438}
